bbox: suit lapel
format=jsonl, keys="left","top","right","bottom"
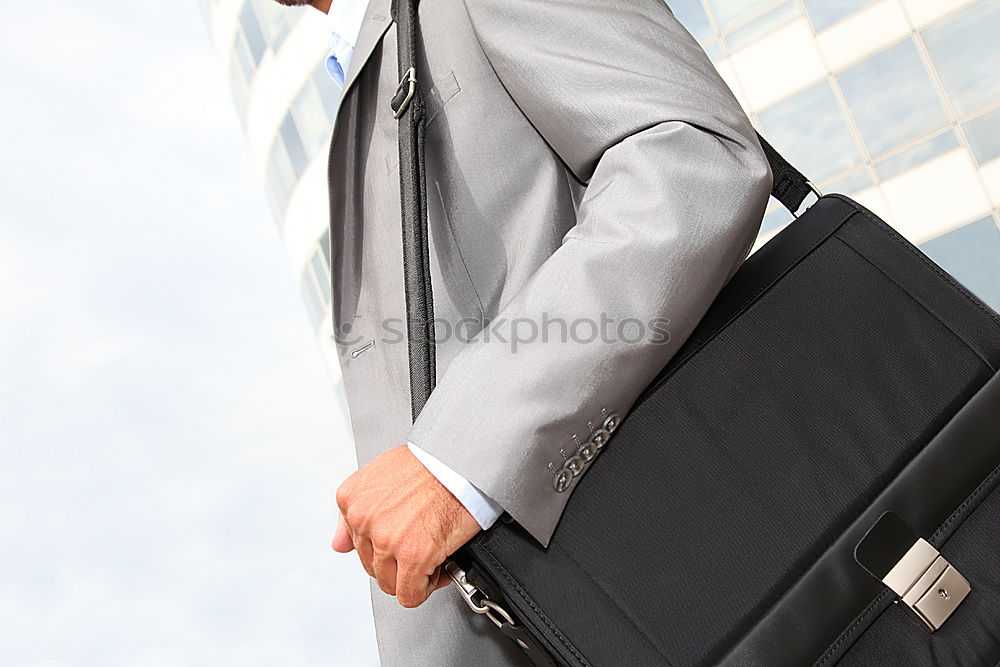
{"left": 340, "top": 0, "right": 392, "bottom": 110}
{"left": 326, "top": 0, "right": 393, "bottom": 245}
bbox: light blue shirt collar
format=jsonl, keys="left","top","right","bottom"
{"left": 324, "top": 0, "right": 370, "bottom": 87}
{"left": 325, "top": 31, "right": 355, "bottom": 87}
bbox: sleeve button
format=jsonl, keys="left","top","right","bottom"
{"left": 603, "top": 413, "right": 621, "bottom": 433}
{"left": 565, "top": 455, "right": 586, "bottom": 477}
{"left": 554, "top": 469, "right": 573, "bottom": 493}
{"left": 590, "top": 428, "right": 610, "bottom": 448}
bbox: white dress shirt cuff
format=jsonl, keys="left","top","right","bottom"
{"left": 406, "top": 442, "right": 504, "bottom": 530}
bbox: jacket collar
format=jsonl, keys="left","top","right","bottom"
{"left": 339, "top": 0, "right": 393, "bottom": 107}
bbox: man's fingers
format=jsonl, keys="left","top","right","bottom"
{"left": 330, "top": 446, "right": 485, "bottom": 609}
{"left": 331, "top": 514, "right": 355, "bottom": 553}
{"left": 355, "top": 536, "right": 376, "bottom": 578}
{"left": 395, "top": 559, "right": 434, "bottom": 608}
{"left": 373, "top": 551, "right": 398, "bottom": 596}
{"left": 332, "top": 514, "right": 376, "bottom": 580}
{"left": 430, "top": 566, "right": 452, "bottom": 592}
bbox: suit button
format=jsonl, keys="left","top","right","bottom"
{"left": 590, "top": 428, "right": 610, "bottom": 449}
{"left": 553, "top": 469, "right": 572, "bottom": 493}
{"left": 565, "top": 455, "right": 586, "bottom": 477}
{"left": 579, "top": 441, "right": 599, "bottom": 462}
{"left": 603, "top": 413, "right": 621, "bottom": 433}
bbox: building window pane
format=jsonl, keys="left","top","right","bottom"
{"left": 707, "top": 0, "right": 778, "bottom": 30}
{"left": 922, "top": 0, "right": 1000, "bottom": 117}
{"left": 239, "top": 2, "right": 267, "bottom": 65}
{"left": 667, "top": 0, "right": 715, "bottom": 43}
{"left": 963, "top": 106, "right": 1000, "bottom": 165}
{"left": 252, "top": 0, "right": 282, "bottom": 34}
{"left": 252, "top": 0, "right": 299, "bottom": 51}
{"left": 837, "top": 38, "right": 949, "bottom": 156}
{"left": 292, "top": 81, "right": 331, "bottom": 158}
{"left": 821, "top": 168, "right": 873, "bottom": 195}
{"left": 233, "top": 31, "right": 255, "bottom": 84}
{"left": 312, "top": 62, "right": 342, "bottom": 123}
{"left": 321, "top": 228, "right": 332, "bottom": 268}
{"left": 758, "top": 80, "right": 863, "bottom": 182}
{"left": 227, "top": 57, "right": 249, "bottom": 125}
{"left": 300, "top": 272, "right": 325, "bottom": 328}
{"left": 267, "top": 139, "right": 296, "bottom": 216}
{"left": 312, "top": 251, "right": 332, "bottom": 303}
{"left": 280, "top": 114, "right": 308, "bottom": 178}
{"left": 874, "top": 130, "right": 959, "bottom": 181}
{"left": 919, "top": 216, "right": 1000, "bottom": 311}
{"left": 803, "top": 0, "right": 878, "bottom": 32}
{"left": 726, "top": 1, "right": 798, "bottom": 51}
{"left": 703, "top": 40, "right": 725, "bottom": 61}
{"left": 759, "top": 203, "right": 793, "bottom": 235}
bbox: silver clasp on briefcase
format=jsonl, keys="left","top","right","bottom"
{"left": 855, "top": 512, "right": 971, "bottom": 631}
{"left": 444, "top": 561, "right": 520, "bottom": 633}
{"left": 883, "top": 537, "right": 971, "bottom": 631}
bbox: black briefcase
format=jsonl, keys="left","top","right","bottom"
{"left": 444, "top": 188, "right": 1000, "bottom": 665}
{"left": 389, "top": 2, "right": 1000, "bottom": 664}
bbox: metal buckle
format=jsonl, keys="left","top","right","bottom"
{"left": 445, "top": 561, "right": 518, "bottom": 631}
{"left": 392, "top": 67, "right": 417, "bottom": 119}
{"left": 883, "top": 538, "right": 971, "bottom": 631}
{"left": 791, "top": 181, "right": 823, "bottom": 219}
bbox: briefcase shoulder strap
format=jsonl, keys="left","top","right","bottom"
{"left": 391, "top": 0, "right": 435, "bottom": 421}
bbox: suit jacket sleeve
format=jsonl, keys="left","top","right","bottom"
{"left": 407, "top": 0, "right": 774, "bottom": 546}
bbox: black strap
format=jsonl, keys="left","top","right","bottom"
{"left": 391, "top": 0, "right": 435, "bottom": 420}
{"left": 501, "top": 621, "right": 559, "bottom": 667}
{"left": 754, "top": 131, "right": 814, "bottom": 214}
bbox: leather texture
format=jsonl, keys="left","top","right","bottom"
{"left": 461, "top": 194, "right": 1000, "bottom": 666}
{"left": 853, "top": 512, "right": 920, "bottom": 581}
{"left": 326, "top": 2, "right": 773, "bottom": 664}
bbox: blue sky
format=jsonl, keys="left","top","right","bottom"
{"left": 0, "top": 1, "right": 378, "bottom": 664}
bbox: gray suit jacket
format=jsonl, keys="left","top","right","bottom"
{"left": 327, "top": 0, "right": 773, "bottom": 664}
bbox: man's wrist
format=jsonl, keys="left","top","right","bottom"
{"left": 406, "top": 442, "right": 504, "bottom": 530}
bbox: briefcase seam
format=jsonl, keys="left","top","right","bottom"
{"left": 931, "top": 463, "right": 1000, "bottom": 546}
{"left": 832, "top": 235, "right": 996, "bottom": 373}
{"left": 480, "top": 531, "right": 677, "bottom": 666}
{"left": 554, "top": 544, "right": 677, "bottom": 666}
{"left": 814, "top": 588, "right": 892, "bottom": 666}
{"left": 477, "top": 545, "right": 592, "bottom": 666}
{"left": 633, "top": 203, "right": 858, "bottom": 409}
{"left": 829, "top": 193, "right": 1000, "bottom": 330}
{"left": 816, "top": 464, "right": 1000, "bottom": 665}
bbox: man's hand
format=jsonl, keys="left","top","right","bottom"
{"left": 332, "top": 445, "right": 482, "bottom": 608}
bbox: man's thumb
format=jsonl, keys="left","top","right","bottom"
{"left": 332, "top": 513, "right": 355, "bottom": 553}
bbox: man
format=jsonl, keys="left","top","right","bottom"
{"left": 275, "top": 0, "right": 772, "bottom": 664}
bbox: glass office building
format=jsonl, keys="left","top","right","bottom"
{"left": 669, "top": 0, "right": 1000, "bottom": 310}
{"left": 201, "top": 0, "right": 1000, "bottom": 393}
{"left": 201, "top": 0, "right": 355, "bottom": 420}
